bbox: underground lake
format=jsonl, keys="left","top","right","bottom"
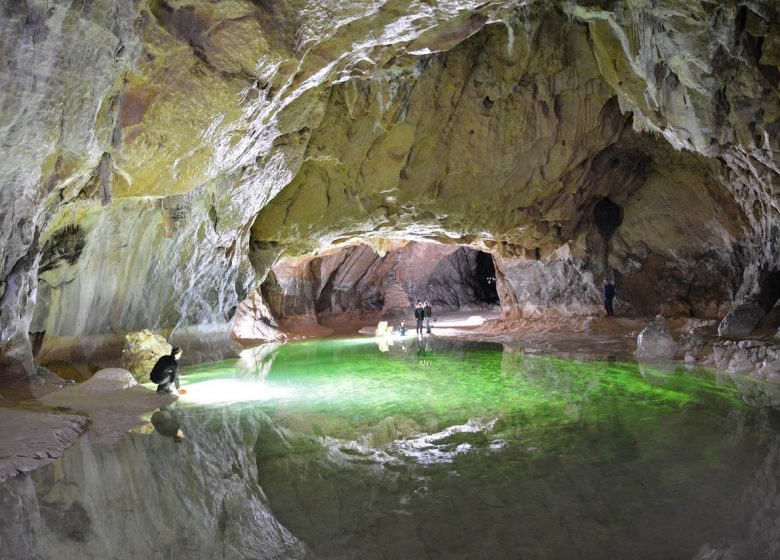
{"left": 2, "top": 337, "right": 778, "bottom": 560}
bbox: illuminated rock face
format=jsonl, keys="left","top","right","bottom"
{"left": 261, "top": 242, "right": 498, "bottom": 323}
{"left": 1, "top": 1, "right": 779, "bottom": 370}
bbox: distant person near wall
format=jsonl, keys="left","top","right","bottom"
{"left": 603, "top": 278, "right": 616, "bottom": 317}
{"left": 424, "top": 301, "right": 432, "bottom": 333}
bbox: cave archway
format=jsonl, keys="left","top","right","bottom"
{"left": 260, "top": 241, "right": 500, "bottom": 325}
{"left": 594, "top": 197, "right": 623, "bottom": 239}
{"left": 594, "top": 197, "right": 623, "bottom": 264}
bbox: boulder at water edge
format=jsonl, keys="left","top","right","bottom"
{"left": 120, "top": 330, "right": 172, "bottom": 383}
{"left": 718, "top": 301, "right": 766, "bottom": 337}
{"left": 636, "top": 323, "right": 678, "bottom": 361}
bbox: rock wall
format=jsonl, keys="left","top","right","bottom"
{"left": 1, "top": 1, "right": 779, "bottom": 371}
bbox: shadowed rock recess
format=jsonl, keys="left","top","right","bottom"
{"left": 1, "top": 1, "right": 779, "bottom": 372}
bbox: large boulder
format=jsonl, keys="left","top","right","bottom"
{"left": 756, "top": 299, "right": 780, "bottom": 333}
{"left": 230, "top": 289, "right": 287, "bottom": 343}
{"left": 718, "top": 301, "right": 766, "bottom": 337}
{"left": 120, "top": 330, "right": 172, "bottom": 383}
{"left": 635, "top": 322, "right": 678, "bottom": 361}
{"left": 71, "top": 367, "right": 138, "bottom": 393}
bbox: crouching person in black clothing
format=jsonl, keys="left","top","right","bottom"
{"left": 150, "top": 347, "right": 183, "bottom": 394}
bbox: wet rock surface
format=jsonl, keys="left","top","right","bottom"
{"left": 0, "top": 408, "right": 87, "bottom": 483}
{"left": 719, "top": 301, "right": 770, "bottom": 337}
{"left": 0, "top": 408, "right": 306, "bottom": 560}
{"left": 38, "top": 368, "right": 176, "bottom": 443}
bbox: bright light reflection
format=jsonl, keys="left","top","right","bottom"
{"left": 391, "top": 418, "right": 497, "bottom": 465}
{"left": 180, "top": 378, "right": 292, "bottom": 405}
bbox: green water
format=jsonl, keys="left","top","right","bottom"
{"left": 173, "top": 337, "right": 770, "bottom": 559}
{"left": 3, "top": 337, "right": 777, "bottom": 560}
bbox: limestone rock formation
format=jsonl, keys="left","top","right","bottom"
{"left": 66, "top": 367, "right": 139, "bottom": 393}
{"left": 0, "top": 408, "right": 87, "bottom": 482}
{"left": 120, "top": 330, "right": 172, "bottom": 382}
{"left": 718, "top": 300, "right": 769, "bottom": 337}
{"left": 0, "top": 1, "right": 779, "bottom": 374}
{"left": 758, "top": 299, "right": 780, "bottom": 332}
{"left": 39, "top": 369, "right": 176, "bottom": 443}
{"left": 230, "top": 288, "right": 286, "bottom": 344}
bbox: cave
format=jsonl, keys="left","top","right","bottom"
{"left": 593, "top": 197, "right": 623, "bottom": 240}
{"left": 3, "top": 1, "right": 780, "bottom": 558}
{"left": 260, "top": 242, "right": 500, "bottom": 328}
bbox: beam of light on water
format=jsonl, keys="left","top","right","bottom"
{"left": 178, "top": 378, "right": 293, "bottom": 405}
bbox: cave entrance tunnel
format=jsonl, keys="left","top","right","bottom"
{"left": 260, "top": 240, "right": 500, "bottom": 325}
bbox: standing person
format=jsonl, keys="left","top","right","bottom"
{"left": 603, "top": 278, "right": 616, "bottom": 317}
{"left": 150, "top": 347, "right": 184, "bottom": 394}
{"left": 414, "top": 301, "right": 425, "bottom": 335}
{"left": 398, "top": 320, "right": 407, "bottom": 336}
{"left": 423, "top": 301, "right": 432, "bottom": 334}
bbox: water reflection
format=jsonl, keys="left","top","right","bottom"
{"left": 150, "top": 404, "right": 185, "bottom": 442}
{"left": 0, "top": 407, "right": 305, "bottom": 560}
{"left": 238, "top": 342, "right": 285, "bottom": 377}
{"left": 3, "top": 338, "right": 780, "bottom": 559}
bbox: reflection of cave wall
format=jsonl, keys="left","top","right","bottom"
{"left": 262, "top": 242, "right": 499, "bottom": 321}
{"left": 0, "top": 409, "right": 306, "bottom": 560}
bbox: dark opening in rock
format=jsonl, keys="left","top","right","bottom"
{"left": 594, "top": 197, "right": 623, "bottom": 239}
{"left": 474, "top": 250, "right": 500, "bottom": 306}
{"left": 758, "top": 268, "right": 780, "bottom": 310}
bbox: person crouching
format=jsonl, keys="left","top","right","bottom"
{"left": 150, "top": 347, "right": 183, "bottom": 394}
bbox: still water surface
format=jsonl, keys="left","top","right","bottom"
{"left": 3, "top": 337, "right": 780, "bottom": 560}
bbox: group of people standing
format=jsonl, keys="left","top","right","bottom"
{"left": 398, "top": 300, "right": 433, "bottom": 336}
{"left": 415, "top": 300, "right": 433, "bottom": 334}
{"left": 398, "top": 299, "right": 433, "bottom": 336}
